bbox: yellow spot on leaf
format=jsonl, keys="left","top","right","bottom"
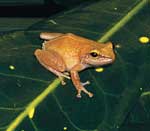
{"left": 115, "top": 44, "right": 121, "bottom": 48}
{"left": 95, "top": 67, "right": 104, "bottom": 72}
{"left": 9, "top": 65, "right": 15, "bottom": 70}
{"left": 140, "top": 88, "right": 143, "bottom": 91}
{"left": 139, "top": 36, "right": 149, "bottom": 44}
{"left": 28, "top": 108, "right": 35, "bottom": 119}
{"left": 63, "top": 127, "right": 67, "bottom": 130}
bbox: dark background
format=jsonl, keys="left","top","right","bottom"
{"left": 0, "top": 0, "right": 95, "bottom": 17}
{"left": 0, "top": 0, "right": 96, "bottom": 32}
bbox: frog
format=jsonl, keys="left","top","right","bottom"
{"left": 34, "top": 32, "right": 115, "bottom": 98}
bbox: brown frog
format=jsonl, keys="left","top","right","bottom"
{"left": 34, "top": 32, "right": 115, "bottom": 98}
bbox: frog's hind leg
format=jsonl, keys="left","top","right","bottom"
{"left": 40, "top": 32, "right": 64, "bottom": 41}
{"left": 34, "top": 49, "right": 70, "bottom": 85}
{"left": 40, "top": 32, "right": 65, "bottom": 50}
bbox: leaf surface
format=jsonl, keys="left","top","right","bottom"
{"left": 0, "top": 0, "right": 149, "bottom": 131}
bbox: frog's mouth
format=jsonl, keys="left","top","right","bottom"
{"left": 99, "top": 55, "right": 113, "bottom": 65}
{"left": 87, "top": 56, "right": 114, "bottom": 67}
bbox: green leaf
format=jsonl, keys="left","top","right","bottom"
{"left": 0, "top": 0, "right": 149, "bottom": 131}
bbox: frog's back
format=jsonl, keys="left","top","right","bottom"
{"left": 44, "top": 33, "right": 98, "bottom": 52}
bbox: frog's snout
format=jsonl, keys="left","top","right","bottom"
{"left": 102, "top": 42, "right": 116, "bottom": 62}
{"left": 105, "top": 42, "right": 113, "bottom": 49}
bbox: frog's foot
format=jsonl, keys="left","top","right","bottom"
{"left": 58, "top": 72, "right": 70, "bottom": 85}
{"left": 76, "top": 86, "right": 93, "bottom": 98}
{"left": 70, "top": 70, "right": 93, "bottom": 98}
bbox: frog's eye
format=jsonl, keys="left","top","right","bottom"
{"left": 90, "top": 50, "right": 99, "bottom": 57}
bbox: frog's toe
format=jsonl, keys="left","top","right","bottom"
{"left": 81, "top": 81, "right": 90, "bottom": 86}
{"left": 61, "top": 73, "right": 70, "bottom": 79}
{"left": 64, "top": 75, "right": 70, "bottom": 79}
{"left": 76, "top": 93, "right": 82, "bottom": 98}
{"left": 76, "top": 90, "right": 82, "bottom": 98}
{"left": 88, "top": 92, "right": 93, "bottom": 98}
{"left": 63, "top": 72, "right": 70, "bottom": 76}
{"left": 61, "top": 81, "right": 66, "bottom": 85}
{"left": 58, "top": 76, "right": 66, "bottom": 85}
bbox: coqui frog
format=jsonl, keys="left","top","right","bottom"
{"left": 34, "top": 32, "right": 115, "bottom": 98}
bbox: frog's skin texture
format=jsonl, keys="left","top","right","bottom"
{"left": 34, "top": 32, "right": 115, "bottom": 98}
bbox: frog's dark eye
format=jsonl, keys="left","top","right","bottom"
{"left": 90, "top": 52, "right": 98, "bottom": 57}
{"left": 90, "top": 50, "right": 100, "bottom": 57}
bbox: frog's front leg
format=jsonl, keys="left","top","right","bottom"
{"left": 34, "top": 49, "right": 70, "bottom": 85}
{"left": 70, "top": 64, "right": 93, "bottom": 98}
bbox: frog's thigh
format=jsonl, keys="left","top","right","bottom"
{"left": 35, "top": 49, "right": 66, "bottom": 73}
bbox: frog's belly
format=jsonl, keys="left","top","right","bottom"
{"left": 64, "top": 58, "right": 79, "bottom": 71}
{"left": 60, "top": 52, "right": 79, "bottom": 71}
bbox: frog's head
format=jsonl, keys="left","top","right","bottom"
{"left": 81, "top": 42, "right": 115, "bottom": 67}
